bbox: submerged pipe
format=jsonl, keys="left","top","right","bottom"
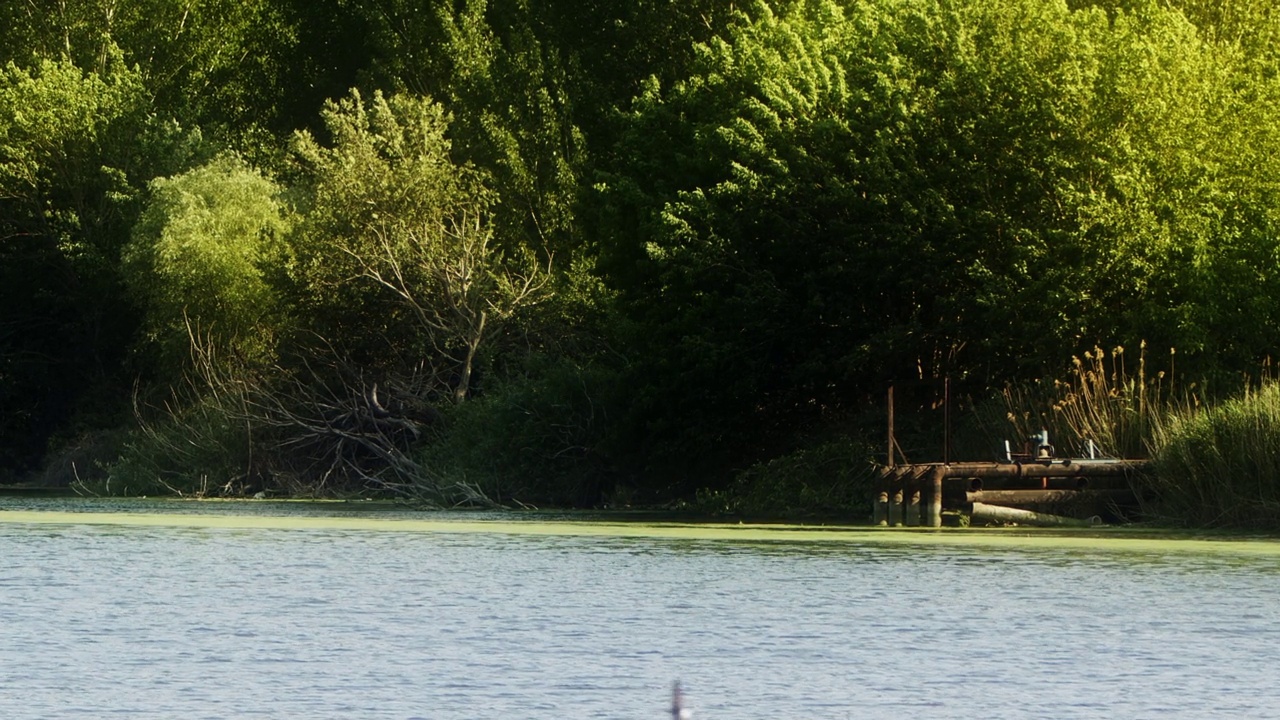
{"left": 970, "top": 502, "right": 1099, "bottom": 528}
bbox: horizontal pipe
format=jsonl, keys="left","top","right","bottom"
{"left": 972, "top": 477, "right": 1141, "bottom": 493}
{"left": 942, "top": 461, "right": 1146, "bottom": 479}
{"left": 966, "top": 489, "right": 1131, "bottom": 505}
{"left": 970, "top": 502, "right": 1098, "bottom": 528}
{"left": 968, "top": 476, "right": 1095, "bottom": 492}
{"left": 880, "top": 460, "right": 1147, "bottom": 485}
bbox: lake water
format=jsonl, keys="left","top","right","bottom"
{"left": 2, "top": 499, "right": 1280, "bottom": 719}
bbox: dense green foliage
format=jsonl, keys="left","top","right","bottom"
{"left": 125, "top": 154, "right": 291, "bottom": 370}
{"left": 5, "top": 0, "right": 1280, "bottom": 520}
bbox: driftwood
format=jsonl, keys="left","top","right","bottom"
{"left": 184, "top": 326, "right": 491, "bottom": 505}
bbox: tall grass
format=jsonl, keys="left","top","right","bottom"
{"left": 98, "top": 391, "right": 255, "bottom": 497}
{"left": 1148, "top": 382, "right": 1280, "bottom": 529}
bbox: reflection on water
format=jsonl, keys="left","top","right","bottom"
{"left": 1, "top": 501, "right": 1280, "bottom": 718}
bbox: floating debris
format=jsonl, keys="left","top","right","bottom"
{"left": 671, "top": 681, "right": 693, "bottom": 719}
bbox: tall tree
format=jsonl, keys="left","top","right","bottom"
{"left": 0, "top": 53, "right": 157, "bottom": 471}
{"left": 290, "top": 89, "right": 548, "bottom": 402}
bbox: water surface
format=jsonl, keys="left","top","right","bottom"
{"left": 2, "top": 499, "right": 1278, "bottom": 718}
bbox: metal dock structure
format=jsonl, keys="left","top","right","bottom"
{"left": 874, "top": 457, "right": 1148, "bottom": 527}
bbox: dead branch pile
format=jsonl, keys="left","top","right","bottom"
{"left": 185, "top": 327, "right": 494, "bottom": 505}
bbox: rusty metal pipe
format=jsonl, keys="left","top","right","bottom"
{"left": 927, "top": 466, "right": 944, "bottom": 527}
{"left": 965, "top": 476, "right": 1098, "bottom": 491}
{"left": 965, "top": 489, "right": 1131, "bottom": 505}
{"left": 906, "top": 490, "right": 921, "bottom": 526}
{"left": 939, "top": 461, "right": 1146, "bottom": 479}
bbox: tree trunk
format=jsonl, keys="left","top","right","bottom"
{"left": 453, "top": 309, "right": 486, "bottom": 403}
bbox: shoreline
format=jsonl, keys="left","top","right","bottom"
{"left": 4, "top": 498, "right": 1280, "bottom": 556}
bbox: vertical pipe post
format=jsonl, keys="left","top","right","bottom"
{"left": 906, "top": 489, "right": 921, "bottom": 526}
{"left": 889, "top": 489, "right": 904, "bottom": 526}
{"left": 943, "top": 375, "right": 951, "bottom": 466}
{"left": 887, "top": 385, "right": 896, "bottom": 468}
{"left": 927, "top": 466, "right": 944, "bottom": 528}
{"left": 874, "top": 491, "right": 888, "bottom": 526}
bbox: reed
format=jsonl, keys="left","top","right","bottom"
{"left": 1147, "top": 380, "right": 1280, "bottom": 529}
{"left": 1001, "top": 343, "right": 1178, "bottom": 459}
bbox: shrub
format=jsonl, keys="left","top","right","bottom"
{"left": 417, "top": 356, "right": 621, "bottom": 507}
{"left": 97, "top": 393, "right": 256, "bottom": 497}
{"left": 1000, "top": 344, "right": 1174, "bottom": 460}
{"left": 693, "top": 436, "right": 878, "bottom": 520}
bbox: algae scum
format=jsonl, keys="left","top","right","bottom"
{"left": 4, "top": 496, "right": 1280, "bottom": 557}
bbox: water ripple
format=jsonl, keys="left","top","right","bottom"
{"left": 1, "top": 520, "right": 1279, "bottom": 717}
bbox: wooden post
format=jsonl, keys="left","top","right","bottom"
{"left": 943, "top": 376, "right": 951, "bottom": 465}
{"left": 874, "top": 491, "right": 888, "bottom": 526}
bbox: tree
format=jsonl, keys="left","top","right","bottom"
{"left": 291, "top": 89, "right": 548, "bottom": 403}
{"left": 592, "top": 0, "right": 916, "bottom": 482}
{"left": 123, "top": 154, "right": 292, "bottom": 374}
{"left": 1057, "top": 1, "right": 1280, "bottom": 378}
{"left": 0, "top": 52, "right": 152, "bottom": 472}
{"left": 589, "top": 0, "right": 1280, "bottom": 485}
